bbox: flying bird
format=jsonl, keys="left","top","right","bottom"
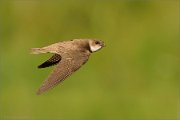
{"left": 31, "top": 39, "right": 105, "bottom": 95}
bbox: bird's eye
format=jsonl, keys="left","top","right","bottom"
{"left": 95, "top": 41, "right": 100, "bottom": 44}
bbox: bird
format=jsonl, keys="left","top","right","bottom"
{"left": 31, "top": 39, "right": 105, "bottom": 95}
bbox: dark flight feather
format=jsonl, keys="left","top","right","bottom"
{"left": 38, "top": 54, "right": 61, "bottom": 68}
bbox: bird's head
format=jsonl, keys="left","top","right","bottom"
{"left": 89, "top": 39, "right": 105, "bottom": 52}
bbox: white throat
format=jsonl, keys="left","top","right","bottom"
{"left": 90, "top": 45, "right": 102, "bottom": 52}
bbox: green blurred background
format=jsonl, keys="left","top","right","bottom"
{"left": 0, "top": 0, "right": 179, "bottom": 120}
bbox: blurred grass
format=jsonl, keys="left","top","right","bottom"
{"left": 0, "top": 0, "right": 179, "bottom": 120}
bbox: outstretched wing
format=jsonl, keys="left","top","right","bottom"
{"left": 38, "top": 54, "right": 61, "bottom": 68}
{"left": 37, "top": 51, "right": 90, "bottom": 95}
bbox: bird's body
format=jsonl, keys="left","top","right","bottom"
{"left": 31, "top": 39, "right": 104, "bottom": 95}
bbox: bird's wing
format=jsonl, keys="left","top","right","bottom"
{"left": 37, "top": 51, "right": 90, "bottom": 95}
{"left": 38, "top": 54, "right": 61, "bottom": 68}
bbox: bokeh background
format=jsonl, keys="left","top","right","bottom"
{"left": 0, "top": 0, "right": 179, "bottom": 120}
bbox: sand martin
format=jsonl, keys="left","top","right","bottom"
{"left": 31, "top": 39, "right": 105, "bottom": 95}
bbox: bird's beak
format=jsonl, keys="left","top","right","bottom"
{"left": 102, "top": 42, "right": 105, "bottom": 47}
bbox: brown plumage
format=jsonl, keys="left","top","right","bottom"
{"left": 31, "top": 39, "right": 105, "bottom": 95}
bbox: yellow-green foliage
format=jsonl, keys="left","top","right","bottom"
{"left": 0, "top": 1, "right": 179, "bottom": 120}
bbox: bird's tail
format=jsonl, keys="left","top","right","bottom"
{"left": 30, "top": 48, "right": 47, "bottom": 54}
